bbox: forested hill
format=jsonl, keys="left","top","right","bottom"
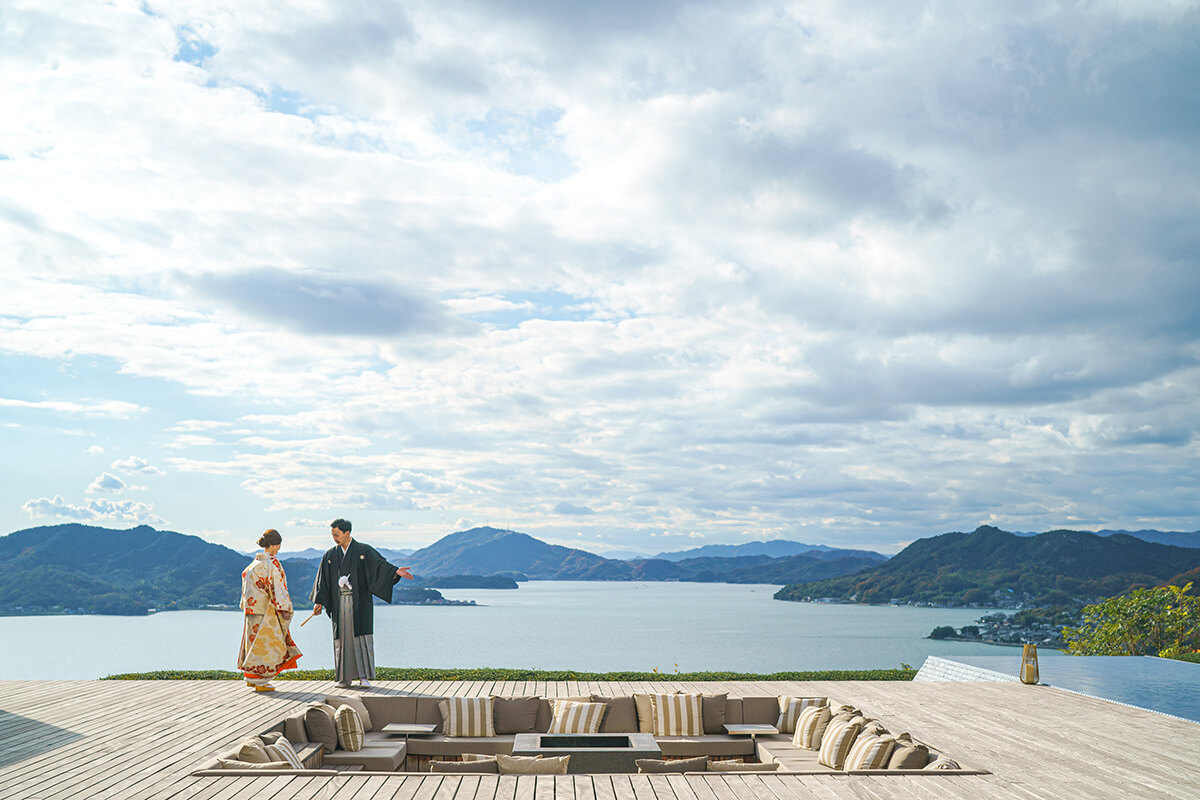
{"left": 0, "top": 524, "right": 455, "bottom": 615}
{"left": 774, "top": 525, "right": 1200, "bottom": 607}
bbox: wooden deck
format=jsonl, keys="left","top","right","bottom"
{"left": 1, "top": 678, "right": 1197, "bottom": 799}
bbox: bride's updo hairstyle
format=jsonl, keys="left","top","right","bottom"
{"left": 258, "top": 529, "right": 282, "bottom": 548}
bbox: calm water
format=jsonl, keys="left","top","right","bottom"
{"left": 0, "top": 581, "right": 1032, "bottom": 679}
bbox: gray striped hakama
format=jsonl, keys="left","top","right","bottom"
{"left": 334, "top": 585, "right": 375, "bottom": 683}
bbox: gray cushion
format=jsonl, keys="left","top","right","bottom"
{"left": 322, "top": 742, "right": 406, "bottom": 771}
{"left": 658, "top": 736, "right": 755, "bottom": 758}
{"left": 591, "top": 695, "right": 638, "bottom": 733}
{"left": 702, "top": 694, "right": 728, "bottom": 735}
{"left": 432, "top": 758, "right": 499, "bottom": 773}
{"left": 888, "top": 740, "right": 929, "bottom": 769}
{"left": 708, "top": 760, "right": 780, "bottom": 772}
{"left": 636, "top": 756, "right": 708, "bottom": 774}
{"left": 304, "top": 704, "right": 338, "bottom": 754}
{"left": 404, "top": 735, "right": 516, "bottom": 757}
{"left": 740, "top": 697, "right": 780, "bottom": 725}
{"left": 493, "top": 696, "right": 540, "bottom": 734}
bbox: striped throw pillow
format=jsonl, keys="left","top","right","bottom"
{"left": 651, "top": 693, "right": 703, "bottom": 736}
{"left": 776, "top": 696, "right": 824, "bottom": 734}
{"left": 548, "top": 700, "right": 607, "bottom": 734}
{"left": 438, "top": 697, "right": 496, "bottom": 738}
{"left": 924, "top": 757, "right": 962, "bottom": 770}
{"left": 817, "top": 716, "right": 864, "bottom": 769}
{"left": 264, "top": 736, "right": 304, "bottom": 768}
{"left": 334, "top": 705, "right": 365, "bottom": 751}
{"left": 793, "top": 704, "right": 833, "bottom": 749}
{"left": 844, "top": 733, "right": 896, "bottom": 770}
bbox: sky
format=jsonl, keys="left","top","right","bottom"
{"left": 2, "top": 1, "right": 1198, "bottom": 557}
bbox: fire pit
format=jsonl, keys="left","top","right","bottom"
{"left": 511, "top": 733, "right": 662, "bottom": 773}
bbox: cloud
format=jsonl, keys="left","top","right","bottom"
{"left": 2, "top": 2, "right": 1200, "bottom": 549}
{"left": 86, "top": 445, "right": 105, "bottom": 455}
{"left": 22, "top": 495, "right": 165, "bottom": 526}
{"left": 0, "top": 398, "right": 146, "bottom": 418}
{"left": 553, "top": 501, "right": 594, "bottom": 515}
{"left": 185, "top": 268, "right": 472, "bottom": 338}
{"left": 111, "top": 456, "right": 165, "bottom": 475}
{"left": 86, "top": 472, "right": 127, "bottom": 494}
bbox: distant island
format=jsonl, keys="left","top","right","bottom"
{"left": 775, "top": 525, "right": 1200, "bottom": 609}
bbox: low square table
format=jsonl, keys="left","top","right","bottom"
{"left": 511, "top": 733, "right": 661, "bottom": 773}
{"left": 723, "top": 723, "right": 779, "bottom": 739}
{"left": 381, "top": 723, "right": 439, "bottom": 738}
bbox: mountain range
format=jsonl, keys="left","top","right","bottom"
{"left": 403, "top": 527, "right": 885, "bottom": 583}
{"left": 0, "top": 524, "right": 445, "bottom": 615}
{"left": 774, "top": 525, "right": 1200, "bottom": 607}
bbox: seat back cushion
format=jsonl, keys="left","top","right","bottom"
{"left": 362, "top": 695, "right": 418, "bottom": 727}
{"left": 651, "top": 693, "right": 703, "bottom": 736}
{"left": 304, "top": 703, "right": 339, "bottom": 754}
{"left": 548, "top": 700, "right": 606, "bottom": 734}
{"left": 493, "top": 696, "right": 541, "bottom": 734}
{"left": 636, "top": 756, "right": 707, "bottom": 774}
{"left": 708, "top": 760, "right": 780, "bottom": 772}
{"left": 740, "top": 697, "right": 780, "bottom": 725}
{"left": 497, "top": 754, "right": 570, "bottom": 775}
{"left": 844, "top": 734, "right": 896, "bottom": 770}
{"left": 325, "top": 695, "right": 374, "bottom": 732}
{"left": 591, "top": 695, "right": 638, "bottom": 733}
{"left": 817, "top": 717, "right": 865, "bottom": 769}
{"left": 702, "top": 694, "right": 728, "bottom": 735}
{"left": 438, "top": 697, "right": 496, "bottom": 737}
{"left": 432, "top": 758, "right": 500, "bottom": 773}
{"left": 776, "top": 697, "right": 824, "bottom": 734}
{"left": 334, "top": 706, "right": 365, "bottom": 752}
{"left": 793, "top": 705, "right": 833, "bottom": 750}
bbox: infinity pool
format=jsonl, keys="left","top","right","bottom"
{"left": 946, "top": 654, "right": 1200, "bottom": 724}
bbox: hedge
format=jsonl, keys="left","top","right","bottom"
{"left": 103, "top": 666, "right": 916, "bottom": 681}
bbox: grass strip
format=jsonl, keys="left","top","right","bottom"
{"left": 103, "top": 666, "right": 916, "bottom": 681}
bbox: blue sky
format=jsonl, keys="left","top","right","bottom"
{"left": 2, "top": 0, "right": 1198, "bottom": 555}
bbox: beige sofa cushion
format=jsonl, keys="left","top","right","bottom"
{"left": 708, "top": 760, "right": 780, "bottom": 772}
{"left": 652, "top": 693, "right": 703, "bottom": 736}
{"left": 493, "top": 696, "right": 540, "bottom": 734}
{"left": 658, "top": 735, "right": 755, "bottom": 758}
{"left": 325, "top": 695, "right": 373, "bottom": 731}
{"left": 817, "top": 717, "right": 864, "bottom": 770}
{"left": 432, "top": 758, "right": 500, "bottom": 773}
{"left": 887, "top": 737, "right": 929, "bottom": 769}
{"left": 793, "top": 705, "right": 833, "bottom": 750}
{"left": 439, "top": 697, "right": 496, "bottom": 737}
{"left": 404, "top": 735, "right": 516, "bottom": 757}
{"left": 632, "top": 694, "right": 655, "bottom": 733}
{"left": 740, "top": 697, "right": 781, "bottom": 725}
{"left": 236, "top": 737, "right": 270, "bottom": 764}
{"left": 844, "top": 734, "right": 896, "bottom": 770}
{"left": 701, "top": 694, "right": 728, "bottom": 735}
{"left": 265, "top": 739, "right": 303, "bottom": 769}
{"left": 636, "top": 756, "right": 707, "bottom": 774}
{"left": 776, "top": 697, "right": 822, "bottom": 734}
{"left": 497, "top": 754, "right": 569, "bottom": 775}
{"left": 335, "top": 705, "right": 365, "bottom": 751}
{"left": 591, "top": 695, "right": 639, "bottom": 733}
{"left": 548, "top": 700, "right": 606, "bottom": 734}
{"left": 925, "top": 757, "right": 963, "bottom": 770}
{"left": 323, "top": 742, "right": 406, "bottom": 771}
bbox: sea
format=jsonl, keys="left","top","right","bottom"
{"left": 0, "top": 581, "right": 1045, "bottom": 680}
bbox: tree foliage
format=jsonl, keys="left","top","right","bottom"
{"left": 1061, "top": 582, "right": 1200, "bottom": 656}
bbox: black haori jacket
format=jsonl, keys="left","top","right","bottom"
{"left": 310, "top": 539, "right": 401, "bottom": 638}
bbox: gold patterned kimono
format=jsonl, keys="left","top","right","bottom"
{"left": 238, "top": 552, "right": 302, "bottom": 684}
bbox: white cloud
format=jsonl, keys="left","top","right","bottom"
{"left": 86, "top": 472, "right": 127, "bottom": 494}
{"left": 22, "top": 495, "right": 165, "bottom": 526}
{"left": 111, "top": 456, "right": 166, "bottom": 475}
{"left": 86, "top": 445, "right": 105, "bottom": 454}
{"left": 0, "top": 398, "right": 146, "bottom": 418}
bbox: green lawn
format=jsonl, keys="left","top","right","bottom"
{"left": 103, "top": 666, "right": 916, "bottom": 681}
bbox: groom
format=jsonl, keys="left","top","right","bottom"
{"left": 311, "top": 519, "right": 414, "bottom": 688}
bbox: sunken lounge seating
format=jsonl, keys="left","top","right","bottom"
{"left": 193, "top": 692, "right": 981, "bottom": 776}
